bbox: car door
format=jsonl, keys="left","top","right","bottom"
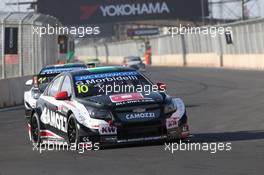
{"left": 57, "top": 75, "right": 73, "bottom": 117}
{"left": 39, "top": 75, "right": 67, "bottom": 136}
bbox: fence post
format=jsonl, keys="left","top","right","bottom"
{"left": 216, "top": 33, "right": 223, "bottom": 67}
{"left": 104, "top": 43, "right": 109, "bottom": 64}
{"left": 94, "top": 45, "right": 98, "bottom": 59}
{"left": 19, "top": 13, "right": 31, "bottom": 77}
{"left": 180, "top": 34, "right": 187, "bottom": 66}
{"left": 1, "top": 20, "right": 4, "bottom": 79}
{"left": 1, "top": 13, "right": 12, "bottom": 79}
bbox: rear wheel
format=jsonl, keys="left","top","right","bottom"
{"left": 31, "top": 113, "right": 41, "bottom": 146}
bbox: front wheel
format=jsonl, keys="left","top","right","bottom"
{"left": 31, "top": 112, "right": 41, "bottom": 146}
{"left": 67, "top": 114, "right": 79, "bottom": 145}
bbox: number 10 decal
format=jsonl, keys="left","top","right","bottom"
{"left": 77, "top": 84, "right": 89, "bottom": 94}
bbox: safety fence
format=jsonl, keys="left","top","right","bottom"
{"left": 0, "top": 12, "right": 70, "bottom": 79}
{"left": 76, "top": 18, "right": 264, "bottom": 69}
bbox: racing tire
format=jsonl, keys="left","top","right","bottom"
{"left": 30, "top": 112, "right": 41, "bottom": 146}
{"left": 67, "top": 114, "right": 80, "bottom": 146}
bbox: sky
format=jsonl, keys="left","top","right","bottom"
{"left": 0, "top": 0, "right": 263, "bottom": 18}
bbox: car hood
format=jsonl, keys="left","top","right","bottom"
{"left": 78, "top": 92, "right": 164, "bottom": 109}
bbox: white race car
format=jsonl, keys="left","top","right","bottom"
{"left": 24, "top": 63, "right": 87, "bottom": 118}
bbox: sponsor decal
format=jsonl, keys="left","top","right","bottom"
{"left": 115, "top": 98, "right": 154, "bottom": 106}
{"left": 125, "top": 112, "right": 155, "bottom": 120}
{"left": 166, "top": 118, "right": 178, "bottom": 129}
{"left": 38, "top": 0, "right": 208, "bottom": 25}
{"left": 110, "top": 93, "right": 144, "bottom": 103}
{"left": 99, "top": 125, "right": 117, "bottom": 135}
{"left": 75, "top": 71, "right": 139, "bottom": 81}
{"left": 41, "top": 107, "right": 67, "bottom": 133}
{"left": 75, "top": 71, "right": 139, "bottom": 86}
{"left": 99, "top": 2, "right": 170, "bottom": 17}
{"left": 80, "top": 5, "right": 100, "bottom": 20}
{"left": 80, "top": 2, "right": 170, "bottom": 20}
{"left": 127, "top": 28, "right": 159, "bottom": 37}
{"left": 82, "top": 76, "right": 138, "bottom": 85}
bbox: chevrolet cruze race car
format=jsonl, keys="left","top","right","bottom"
{"left": 24, "top": 63, "right": 87, "bottom": 118}
{"left": 28, "top": 66, "right": 189, "bottom": 146}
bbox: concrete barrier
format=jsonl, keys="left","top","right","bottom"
{"left": 186, "top": 53, "right": 221, "bottom": 67}
{"left": 151, "top": 53, "right": 220, "bottom": 67}
{"left": 151, "top": 54, "right": 184, "bottom": 66}
{"left": 223, "top": 54, "right": 264, "bottom": 70}
{"left": 78, "top": 53, "right": 264, "bottom": 70}
{"left": 0, "top": 76, "right": 31, "bottom": 108}
{"left": 79, "top": 53, "right": 221, "bottom": 68}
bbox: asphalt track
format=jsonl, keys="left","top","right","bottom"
{"left": 0, "top": 66, "right": 263, "bottom": 175}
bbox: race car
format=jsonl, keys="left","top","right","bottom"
{"left": 86, "top": 58, "right": 101, "bottom": 68}
{"left": 28, "top": 66, "right": 189, "bottom": 147}
{"left": 24, "top": 63, "right": 87, "bottom": 118}
{"left": 122, "top": 56, "right": 146, "bottom": 71}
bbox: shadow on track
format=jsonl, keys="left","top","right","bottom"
{"left": 191, "top": 130, "right": 264, "bottom": 143}
{"left": 101, "top": 130, "right": 264, "bottom": 150}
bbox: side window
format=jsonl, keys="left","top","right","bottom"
{"left": 44, "top": 82, "right": 52, "bottom": 96}
{"left": 48, "top": 76, "right": 64, "bottom": 97}
{"left": 61, "top": 76, "right": 72, "bottom": 97}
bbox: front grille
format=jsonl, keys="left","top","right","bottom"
{"left": 114, "top": 104, "right": 160, "bottom": 112}
{"left": 113, "top": 104, "right": 166, "bottom": 140}
{"left": 117, "top": 121, "right": 166, "bottom": 140}
{"left": 113, "top": 105, "right": 161, "bottom": 123}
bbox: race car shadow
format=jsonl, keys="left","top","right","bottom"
{"left": 101, "top": 140, "right": 165, "bottom": 150}
{"left": 102, "top": 130, "right": 264, "bottom": 150}
{"left": 185, "top": 104, "right": 201, "bottom": 108}
{"left": 190, "top": 130, "right": 264, "bottom": 143}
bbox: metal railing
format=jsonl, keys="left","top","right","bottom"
{"left": 0, "top": 12, "right": 63, "bottom": 79}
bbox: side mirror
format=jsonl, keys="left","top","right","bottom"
{"left": 54, "top": 91, "right": 69, "bottom": 100}
{"left": 157, "top": 82, "right": 167, "bottom": 91}
{"left": 25, "top": 79, "right": 33, "bottom": 86}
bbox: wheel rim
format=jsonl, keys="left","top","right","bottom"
{"left": 68, "top": 118, "right": 77, "bottom": 143}
{"left": 31, "top": 115, "right": 39, "bottom": 142}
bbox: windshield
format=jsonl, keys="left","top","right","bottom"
{"left": 73, "top": 71, "right": 152, "bottom": 98}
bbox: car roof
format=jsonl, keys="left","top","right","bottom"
{"left": 124, "top": 56, "right": 140, "bottom": 59}
{"left": 39, "top": 63, "right": 87, "bottom": 75}
{"left": 70, "top": 66, "right": 137, "bottom": 76}
{"left": 43, "top": 63, "right": 86, "bottom": 69}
